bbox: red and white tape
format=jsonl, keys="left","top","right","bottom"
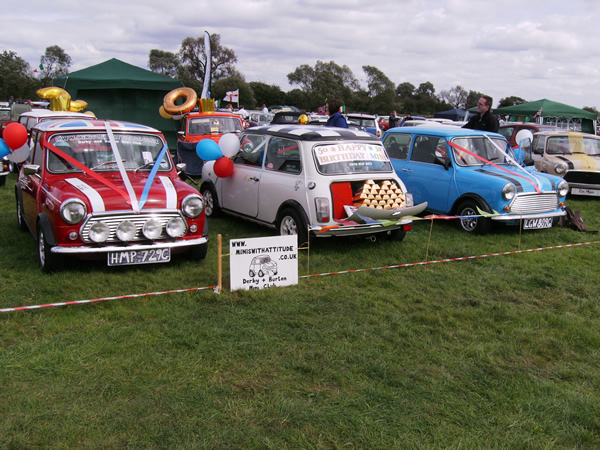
{"left": 1, "top": 241, "right": 598, "bottom": 313}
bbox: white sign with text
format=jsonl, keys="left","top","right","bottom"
{"left": 229, "top": 235, "right": 298, "bottom": 291}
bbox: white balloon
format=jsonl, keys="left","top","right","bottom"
{"left": 6, "top": 143, "right": 30, "bottom": 163}
{"left": 218, "top": 133, "right": 240, "bottom": 158}
{"left": 515, "top": 129, "right": 533, "bottom": 147}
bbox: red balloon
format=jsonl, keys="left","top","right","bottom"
{"left": 3, "top": 123, "right": 28, "bottom": 150}
{"left": 213, "top": 156, "right": 234, "bottom": 178}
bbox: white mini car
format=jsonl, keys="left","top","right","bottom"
{"left": 201, "top": 124, "right": 426, "bottom": 246}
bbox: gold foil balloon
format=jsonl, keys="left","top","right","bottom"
{"left": 298, "top": 114, "right": 309, "bottom": 125}
{"left": 36, "top": 87, "right": 88, "bottom": 112}
{"left": 163, "top": 88, "right": 197, "bottom": 115}
{"left": 159, "top": 106, "right": 173, "bottom": 119}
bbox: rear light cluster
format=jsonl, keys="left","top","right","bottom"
{"left": 314, "top": 197, "right": 330, "bottom": 222}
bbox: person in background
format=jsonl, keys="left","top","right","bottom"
{"left": 389, "top": 110, "right": 401, "bottom": 128}
{"left": 463, "top": 95, "right": 499, "bottom": 133}
{"left": 226, "top": 103, "right": 234, "bottom": 112}
{"left": 8, "top": 96, "right": 14, "bottom": 107}
{"left": 238, "top": 105, "right": 249, "bottom": 120}
{"left": 261, "top": 104, "right": 269, "bottom": 113}
{"left": 325, "top": 99, "right": 348, "bottom": 128}
{"left": 398, "top": 113, "right": 413, "bottom": 127}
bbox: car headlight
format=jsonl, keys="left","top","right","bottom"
{"left": 166, "top": 217, "right": 186, "bottom": 237}
{"left": 142, "top": 219, "right": 163, "bottom": 240}
{"left": 182, "top": 194, "right": 204, "bottom": 218}
{"left": 89, "top": 222, "right": 110, "bottom": 243}
{"left": 502, "top": 183, "right": 516, "bottom": 201}
{"left": 554, "top": 163, "right": 567, "bottom": 175}
{"left": 558, "top": 180, "right": 569, "bottom": 197}
{"left": 60, "top": 199, "right": 87, "bottom": 224}
{"left": 116, "top": 221, "right": 137, "bottom": 241}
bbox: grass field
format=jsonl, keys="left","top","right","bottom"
{"left": 1, "top": 172, "right": 599, "bottom": 447}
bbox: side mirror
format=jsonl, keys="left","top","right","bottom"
{"left": 22, "top": 164, "right": 40, "bottom": 175}
{"left": 177, "top": 131, "right": 185, "bottom": 137}
{"left": 522, "top": 158, "right": 534, "bottom": 166}
{"left": 435, "top": 156, "right": 451, "bottom": 170}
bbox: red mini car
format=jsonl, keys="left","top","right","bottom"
{"left": 16, "top": 119, "right": 208, "bottom": 271}
{"left": 176, "top": 111, "right": 244, "bottom": 175}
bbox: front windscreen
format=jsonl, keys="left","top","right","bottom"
{"left": 313, "top": 142, "right": 393, "bottom": 174}
{"left": 188, "top": 117, "right": 242, "bottom": 135}
{"left": 47, "top": 132, "right": 169, "bottom": 173}
{"left": 451, "top": 136, "right": 514, "bottom": 166}
{"left": 546, "top": 135, "right": 600, "bottom": 156}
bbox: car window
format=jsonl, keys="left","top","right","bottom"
{"left": 313, "top": 142, "right": 393, "bottom": 174}
{"left": 533, "top": 135, "right": 546, "bottom": 154}
{"left": 498, "top": 126, "right": 514, "bottom": 139}
{"left": 546, "top": 136, "right": 571, "bottom": 155}
{"left": 383, "top": 134, "right": 411, "bottom": 160}
{"left": 583, "top": 137, "right": 600, "bottom": 156}
{"left": 451, "top": 136, "right": 511, "bottom": 166}
{"left": 235, "top": 134, "right": 267, "bottom": 167}
{"left": 32, "top": 134, "right": 44, "bottom": 167}
{"left": 46, "top": 132, "right": 169, "bottom": 173}
{"left": 410, "top": 136, "right": 443, "bottom": 164}
{"left": 265, "top": 137, "right": 301, "bottom": 174}
{"left": 188, "top": 117, "right": 241, "bottom": 135}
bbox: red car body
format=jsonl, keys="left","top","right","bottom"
{"left": 16, "top": 119, "right": 208, "bottom": 271}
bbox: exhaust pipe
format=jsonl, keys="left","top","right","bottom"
{"left": 367, "top": 235, "right": 377, "bottom": 242}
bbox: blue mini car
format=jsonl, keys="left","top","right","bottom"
{"left": 382, "top": 126, "right": 569, "bottom": 233}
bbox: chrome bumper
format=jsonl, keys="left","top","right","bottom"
{"left": 51, "top": 237, "right": 208, "bottom": 254}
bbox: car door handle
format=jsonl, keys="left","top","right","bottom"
{"left": 246, "top": 176, "right": 260, "bottom": 182}
{"left": 402, "top": 168, "right": 412, "bottom": 172}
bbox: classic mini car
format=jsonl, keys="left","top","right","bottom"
{"left": 201, "top": 124, "right": 426, "bottom": 246}
{"left": 378, "top": 116, "right": 390, "bottom": 132}
{"left": 0, "top": 158, "right": 9, "bottom": 187}
{"left": 15, "top": 119, "right": 208, "bottom": 271}
{"left": 498, "top": 123, "right": 560, "bottom": 147}
{"left": 18, "top": 109, "right": 97, "bottom": 137}
{"left": 382, "top": 126, "right": 568, "bottom": 233}
{"left": 531, "top": 130, "right": 600, "bottom": 196}
{"left": 176, "top": 111, "right": 244, "bottom": 175}
{"left": 345, "top": 113, "right": 382, "bottom": 138}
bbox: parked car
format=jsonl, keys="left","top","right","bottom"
{"left": 346, "top": 113, "right": 382, "bottom": 138}
{"left": 15, "top": 119, "right": 208, "bottom": 271}
{"left": 498, "top": 122, "right": 560, "bottom": 147}
{"left": 248, "top": 111, "right": 274, "bottom": 127}
{"left": 0, "top": 106, "right": 14, "bottom": 139}
{"left": 378, "top": 116, "right": 390, "bottom": 132}
{"left": 270, "top": 111, "right": 308, "bottom": 125}
{"left": 531, "top": 130, "right": 600, "bottom": 196}
{"left": 176, "top": 111, "right": 244, "bottom": 175}
{"left": 201, "top": 124, "right": 426, "bottom": 246}
{"left": 18, "top": 110, "right": 97, "bottom": 139}
{"left": 382, "top": 126, "right": 568, "bottom": 233}
{"left": 0, "top": 158, "right": 9, "bottom": 187}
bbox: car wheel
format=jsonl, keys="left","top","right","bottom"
{"left": 16, "top": 194, "right": 27, "bottom": 231}
{"left": 278, "top": 208, "right": 308, "bottom": 247}
{"left": 188, "top": 242, "right": 208, "bottom": 261}
{"left": 38, "top": 227, "right": 64, "bottom": 272}
{"left": 201, "top": 184, "right": 221, "bottom": 217}
{"left": 456, "top": 199, "right": 491, "bottom": 234}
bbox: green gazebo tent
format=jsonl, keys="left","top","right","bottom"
{"left": 494, "top": 98, "right": 597, "bottom": 134}
{"left": 53, "top": 58, "right": 183, "bottom": 149}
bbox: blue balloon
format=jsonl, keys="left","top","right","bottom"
{"left": 196, "top": 139, "right": 223, "bottom": 161}
{"left": 0, "top": 139, "right": 10, "bottom": 158}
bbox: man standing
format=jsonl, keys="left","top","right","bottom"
{"left": 325, "top": 99, "right": 348, "bottom": 128}
{"left": 463, "top": 95, "right": 499, "bottom": 133}
{"left": 389, "top": 110, "right": 401, "bottom": 128}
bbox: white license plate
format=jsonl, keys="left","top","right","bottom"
{"left": 107, "top": 248, "right": 171, "bottom": 266}
{"left": 523, "top": 217, "right": 553, "bottom": 230}
{"left": 571, "top": 188, "right": 600, "bottom": 196}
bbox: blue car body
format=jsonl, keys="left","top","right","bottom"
{"left": 382, "top": 126, "right": 568, "bottom": 233}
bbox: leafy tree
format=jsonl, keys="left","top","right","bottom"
{"left": 212, "top": 76, "right": 256, "bottom": 110}
{"left": 148, "top": 49, "right": 179, "bottom": 77}
{"left": 396, "top": 82, "right": 416, "bottom": 99}
{"left": 413, "top": 81, "right": 438, "bottom": 115}
{"left": 466, "top": 90, "right": 484, "bottom": 109}
{"left": 497, "top": 96, "right": 526, "bottom": 108}
{"left": 0, "top": 50, "right": 39, "bottom": 100}
{"left": 248, "top": 81, "right": 286, "bottom": 108}
{"left": 362, "top": 65, "right": 397, "bottom": 114}
{"left": 439, "top": 85, "right": 468, "bottom": 109}
{"left": 178, "top": 33, "right": 237, "bottom": 88}
{"left": 583, "top": 106, "right": 599, "bottom": 117}
{"left": 40, "top": 45, "right": 72, "bottom": 86}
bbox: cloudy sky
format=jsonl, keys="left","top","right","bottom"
{"left": 3, "top": 0, "right": 600, "bottom": 109}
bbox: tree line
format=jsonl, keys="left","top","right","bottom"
{"left": 3, "top": 37, "right": 599, "bottom": 117}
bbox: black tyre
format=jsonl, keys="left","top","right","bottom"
{"left": 455, "top": 199, "right": 491, "bottom": 234}
{"left": 278, "top": 208, "right": 309, "bottom": 247}
{"left": 201, "top": 184, "right": 221, "bottom": 217}
{"left": 0, "top": 176, "right": 5, "bottom": 187}
{"left": 38, "top": 227, "right": 64, "bottom": 272}
{"left": 16, "top": 194, "right": 27, "bottom": 231}
{"left": 188, "top": 242, "right": 208, "bottom": 261}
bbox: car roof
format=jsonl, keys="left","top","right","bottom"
{"left": 346, "top": 113, "right": 376, "bottom": 119}
{"left": 186, "top": 111, "right": 242, "bottom": 119}
{"left": 243, "top": 124, "right": 379, "bottom": 142}
{"left": 385, "top": 125, "right": 504, "bottom": 139}
{"left": 19, "top": 110, "right": 96, "bottom": 119}
{"left": 34, "top": 119, "right": 161, "bottom": 133}
{"left": 500, "top": 123, "right": 558, "bottom": 129}
{"left": 534, "top": 130, "right": 600, "bottom": 139}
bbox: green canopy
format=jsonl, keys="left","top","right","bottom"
{"left": 53, "top": 58, "right": 183, "bottom": 149}
{"left": 494, "top": 98, "right": 597, "bottom": 134}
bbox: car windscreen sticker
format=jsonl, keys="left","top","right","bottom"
{"left": 315, "top": 143, "right": 388, "bottom": 165}
{"left": 66, "top": 178, "right": 105, "bottom": 212}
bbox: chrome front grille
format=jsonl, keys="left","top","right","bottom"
{"left": 80, "top": 211, "right": 185, "bottom": 243}
{"left": 510, "top": 193, "right": 559, "bottom": 214}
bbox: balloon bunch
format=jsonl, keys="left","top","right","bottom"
{"left": 195, "top": 133, "right": 239, "bottom": 178}
{"left": 0, "top": 123, "right": 30, "bottom": 164}
{"left": 37, "top": 87, "right": 89, "bottom": 112}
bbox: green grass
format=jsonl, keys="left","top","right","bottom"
{"left": 1, "top": 172, "right": 600, "bottom": 447}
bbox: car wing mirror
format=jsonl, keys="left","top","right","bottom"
{"left": 22, "top": 164, "right": 40, "bottom": 175}
{"left": 434, "top": 156, "right": 451, "bottom": 170}
{"left": 522, "top": 158, "right": 534, "bottom": 166}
